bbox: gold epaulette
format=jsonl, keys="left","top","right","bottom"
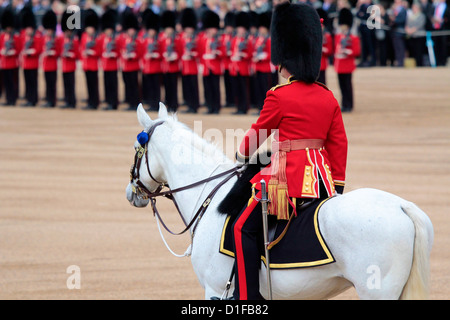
{"left": 270, "top": 78, "right": 298, "bottom": 91}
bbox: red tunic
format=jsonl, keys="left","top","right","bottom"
{"left": 229, "top": 35, "right": 253, "bottom": 77}
{"left": 198, "top": 34, "right": 224, "bottom": 76}
{"left": 221, "top": 32, "right": 233, "bottom": 71}
{"left": 238, "top": 78, "right": 347, "bottom": 201}
{"left": 80, "top": 33, "right": 101, "bottom": 71}
{"left": 0, "top": 32, "right": 22, "bottom": 69}
{"left": 179, "top": 32, "right": 198, "bottom": 76}
{"left": 141, "top": 35, "right": 163, "bottom": 74}
{"left": 61, "top": 35, "right": 79, "bottom": 73}
{"left": 333, "top": 33, "right": 361, "bottom": 74}
{"left": 100, "top": 33, "right": 119, "bottom": 71}
{"left": 41, "top": 34, "right": 63, "bottom": 72}
{"left": 320, "top": 32, "right": 333, "bottom": 71}
{"left": 119, "top": 34, "right": 144, "bottom": 72}
{"left": 20, "top": 31, "right": 43, "bottom": 70}
{"left": 253, "top": 35, "right": 271, "bottom": 73}
{"left": 159, "top": 33, "right": 182, "bottom": 73}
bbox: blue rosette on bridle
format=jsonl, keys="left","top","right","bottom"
{"left": 137, "top": 131, "right": 149, "bottom": 146}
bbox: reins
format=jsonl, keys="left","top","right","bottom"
{"left": 130, "top": 121, "right": 243, "bottom": 238}
{"left": 148, "top": 166, "right": 240, "bottom": 236}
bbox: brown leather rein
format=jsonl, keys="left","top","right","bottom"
{"left": 129, "top": 121, "right": 241, "bottom": 236}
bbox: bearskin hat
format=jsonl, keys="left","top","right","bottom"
{"left": 61, "top": 10, "right": 71, "bottom": 32}
{"left": 235, "top": 11, "right": 250, "bottom": 30}
{"left": 271, "top": 2, "right": 322, "bottom": 83}
{"left": 258, "top": 11, "right": 271, "bottom": 30}
{"left": 42, "top": 10, "right": 57, "bottom": 31}
{"left": 83, "top": 8, "right": 99, "bottom": 30}
{"left": 224, "top": 11, "right": 235, "bottom": 28}
{"left": 180, "top": 8, "right": 197, "bottom": 29}
{"left": 122, "top": 10, "right": 139, "bottom": 30}
{"left": 161, "top": 10, "right": 176, "bottom": 29}
{"left": 249, "top": 11, "right": 258, "bottom": 29}
{"left": 19, "top": 6, "right": 36, "bottom": 29}
{"left": 101, "top": 8, "right": 118, "bottom": 31}
{"left": 338, "top": 8, "right": 353, "bottom": 27}
{"left": 142, "top": 8, "right": 159, "bottom": 30}
{"left": 201, "top": 10, "right": 219, "bottom": 30}
{"left": 1, "top": 8, "right": 15, "bottom": 30}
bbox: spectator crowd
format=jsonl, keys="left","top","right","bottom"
{"left": 0, "top": 0, "right": 448, "bottom": 113}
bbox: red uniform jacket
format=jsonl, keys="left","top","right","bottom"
{"left": 119, "top": 34, "right": 144, "bottom": 72}
{"left": 42, "top": 34, "right": 63, "bottom": 72}
{"left": 61, "top": 35, "right": 80, "bottom": 73}
{"left": 20, "top": 31, "right": 43, "bottom": 70}
{"left": 80, "top": 32, "right": 101, "bottom": 71}
{"left": 159, "top": 33, "right": 182, "bottom": 73}
{"left": 253, "top": 35, "right": 271, "bottom": 73}
{"left": 0, "top": 32, "right": 22, "bottom": 69}
{"left": 238, "top": 78, "right": 347, "bottom": 202}
{"left": 101, "top": 33, "right": 119, "bottom": 71}
{"left": 141, "top": 35, "right": 163, "bottom": 74}
{"left": 198, "top": 34, "right": 224, "bottom": 76}
{"left": 221, "top": 32, "right": 233, "bottom": 71}
{"left": 333, "top": 33, "right": 361, "bottom": 74}
{"left": 229, "top": 35, "right": 253, "bottom": 77}
{"left": 320, "top": 32, "right": 333, "bottom": 71}
{"left": 179, "top": 32, "right": 198, "bottom": 76}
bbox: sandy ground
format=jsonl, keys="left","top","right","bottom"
{"left": 0, "top": 67, "right": 449, "bottom": 300}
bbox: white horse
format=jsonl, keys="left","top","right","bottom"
{"left": 126, "top": 104, "right": 434, "bottom": 300}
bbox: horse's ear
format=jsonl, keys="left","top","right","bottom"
{"left": 137, "top": 103, "right": 153, "bottom": 129}
{"left": 158, "top": 102, "right": 168, "bottom": 119}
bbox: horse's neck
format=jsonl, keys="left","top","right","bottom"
{"left": 157, "top": 141, "right": 235, "bottom": 226}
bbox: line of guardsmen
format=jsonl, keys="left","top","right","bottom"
{"left": 0, "top": 5, "right": 279, "bottom": 114}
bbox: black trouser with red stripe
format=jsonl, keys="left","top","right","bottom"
{"left": 232, "top": 180, "right": 331, "bottom": 300}
{"left": 232, "top": 197, "right": 264, "bottom": 300}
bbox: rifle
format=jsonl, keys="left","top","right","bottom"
{"left": 146, "top": 35, "right": 158, "bottom": 55}
{"left": 24, "top": 31, "right": 36, "bottom": 51}
{"left": 63, "top": 32, "right": 75, "bottom": 57}
{"left": 126, "top": 32, "right": 138, "bottom": 55}
{"left": 105, "top": 32, "right": 116, "bottom": 55}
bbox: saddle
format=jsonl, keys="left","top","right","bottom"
{"left": 217, "top": 155, "right": 335, "bottom": 269}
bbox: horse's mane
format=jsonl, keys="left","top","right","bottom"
{"left": 163, "top": 115, "right": 233, "bottom": 165}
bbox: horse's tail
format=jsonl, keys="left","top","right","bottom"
{"left": 399, "top": 201, "right": 434, "bottom": 300}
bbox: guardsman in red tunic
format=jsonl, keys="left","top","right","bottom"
{"left": 0, "top": 9, "right": 21, "bottom": 106}
{"left": 141, "top": 8, "right": 162, "bottom": 111}
{"left": 80, "top": 9, "right": 102, "bottom": 110}
{"left": 334, "top": 8, "right": 361, "bottom": 113}
{"left": 317, "top": 8, "right": 333, "bottom": 85}
{"left": 100, "top": 8, "right": 119, "bottom": 110}
{"left": 179, "top": 8, "right": 200, "bottom": 114}
{"left": 19, "top": 7, "right": 42, "bottom": 107}
{"left": 41, "top": 10, "right": 63, "bottom": 108}
{"left": 232, "top": 2, "right": 348, "bottom": 300}
{"left": 160, "top": 10, "right": 182, "bottom": 112}
{"left": 252, "top": 11, "right": 272, "bottom": 113}
{"left": 229, "top": 11, "right": 253, "bottom": 115}
{"left": 198, "top": 10, "right": 223, "bottom": 114}
{"left": 60, "top": 10, "right": 80, "bottom": 109}
{"left": 119, "top": 11, "right": 143, "bottom": 111}
{"left": 222, "top": 12, "right": 235, "bottom": 108}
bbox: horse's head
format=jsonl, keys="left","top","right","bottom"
{"left": 126, "top": 103, "right": 169, "bottom": 208}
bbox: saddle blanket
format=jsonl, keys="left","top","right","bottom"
{"left": 219, "top": 198, "right": 335, "bottom": 269}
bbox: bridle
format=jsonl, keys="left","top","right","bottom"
{"left": 129, "top": 121, "right": 242, "bottom": 236}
